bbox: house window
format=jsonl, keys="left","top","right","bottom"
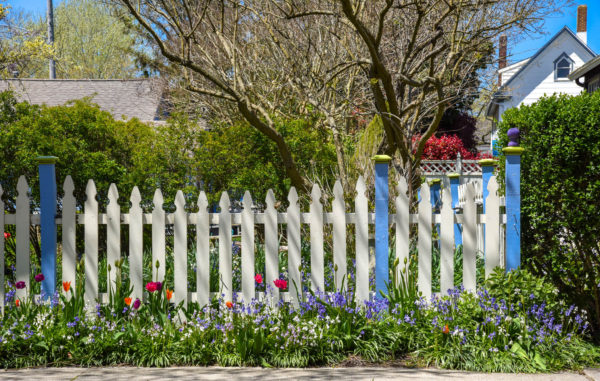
{"left": 554, "top": 53, "right": 574, "bottom": 81}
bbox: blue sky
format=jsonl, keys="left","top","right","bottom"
{"left": 6, "top": 0, "right": 600, "bottom": 64}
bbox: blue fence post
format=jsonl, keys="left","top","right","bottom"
{"left": 373, "top": 155, "right": 391, "bottom": 298}
{"left": 448, "top": 173, "right": 462, "bottom": 247}
{"left": 430, "top": 179, "right": 441, "bottom": 211}
{"left": 503, "top": 128, "right": 524, "bottom": 272}
{"left": 430, "top": 179, "right": 441, "bottom": 244}
{"left": 37, "top": 156, "right": 58, "bottom": 299}
{"left": 480, "top": 159, "right": 497, "bottom": 256}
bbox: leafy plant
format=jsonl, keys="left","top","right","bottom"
{"left": 497, "top": 91, "right": 600, "bottom": 336}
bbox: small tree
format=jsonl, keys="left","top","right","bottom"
{"left": 497, "top": 91, "right": 600, "bottom": 336}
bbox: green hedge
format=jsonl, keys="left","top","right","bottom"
{"left": 497, "top": 91, "right": 600, "bottom": 336}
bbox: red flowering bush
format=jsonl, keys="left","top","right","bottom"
{"left": 414, "top": 134, "right": 481, "bottom": 160}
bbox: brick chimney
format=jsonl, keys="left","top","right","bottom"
{"left": 498, "top": 35, "right": 507, "bottom": 85}
{"left": 577, "top": 5, "right": 587, "bottom": 45}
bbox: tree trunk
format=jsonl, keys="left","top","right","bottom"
{"left": 237, "top": 101, "right": 310, "bottom": 193}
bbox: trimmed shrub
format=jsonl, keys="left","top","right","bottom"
{"left": 497, "top": 91, "right": 600, "bottom": 336}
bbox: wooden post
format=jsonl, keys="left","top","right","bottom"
{"left": 440, "top": 187, "right": 455, "bottom": 295}
{"left": 373, "top": 155, "right": 391, "bottom": 298}
{"left": 37, "top": 156, "right": 57, "bottom": 299}
{"left": 355, "top": 177, "right": 369, "bottom": 303}
{"left": 418, "top": 182, "right": 432, "bottom": 298}
{"left": 480, "top": 159, "right": 497, "bottom": 258}
{"left": 310, "top": 184, "right": 324, "bottom": 292}
{"left": 332, "top": 180, "right": 346, "bottom": 291}
{"left": 448, "top": 173, "right": 462, "bottom": 247}
{"left": 503, "top": 146, "right": 524, "bottom": 271}
{"left": 84, "top": 180, "right": 98, "bottom": 304}
{"left": 430, "top": 179, "right": 441, "bottom": 244}
{"left": 241, "top": 191, "right": 255, "bottom": 302}
{"left": 430, "top": 179, "right": 441, "bottom": 211}
{"left": 62, "top": 177, "right": 76, "bottom": 298}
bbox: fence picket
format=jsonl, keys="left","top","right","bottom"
{"left": 418, "top": 182, "right": 432, "bottom": 299}
{"left": 107, "top": 184, "right": 120, "bottom": 294}
{"left": 241, "top": 191, "right": 255, "bottom": 302}
{"left": 0, "top": 185, "right": 4, "bottom": 311}
{"left": 485, "top": 176, "right": 500, "bottom": 277}
{"left": 16, "top": 176, "right": 30, "bottom": 300}
{"left": 84, "top": 180, "right": 98, "bottom": 304}
{"left": 395, "top": 177, "right": 409, "bottom": 284}
{"left": 463, "top": 182, "right": 477, "bottom": 292}
{"left": 174, "top": 190, "right": 188, "bottom": 307}
{"left": 129, "top": 187, "right": 143, "bottom": 301}
{"left": 152, "top": 189, "right": 166, "bottom": 284}
{"left": 332, "top": 181, "right": 346, "bottom": 291}
{"left": 287, "top": 187, "right": 301, "bottom": 307}
{"left": 310, "top": 184, "right": 324, "bottom": 292}
{"left": 196, "top": 191, "right": 209, "bottom": 307}
{"left": 219, "top": 192, "right": 232, "bottom": 302}
{"left": 62, "top": 176, "right": 76, "bottom": 298}
{"left": 265, "top": 190, "right": 278, "bottom": 305}
{"left": 355, "top": 176, "right": 369, "bottom": 303}
{"left": 440, "top": 187, "right": 454, "bottom": 295}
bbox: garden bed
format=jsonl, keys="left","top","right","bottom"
{"left": 1, "top": 265, "right": 598, "bottom": 372}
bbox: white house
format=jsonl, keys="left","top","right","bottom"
{"left": 486, "top": 5, "right": 595, "bottom": 153}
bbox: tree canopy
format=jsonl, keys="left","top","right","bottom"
{"left": 0, "top": 2, "right": 53, "bottom": 77}
{"left": 114, "top": 0, "right": 570, "bottom": 197}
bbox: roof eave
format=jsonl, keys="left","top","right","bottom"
{"left": 569, "top": 55, "right": 600, "bottom": 80}
{"left": 501, "top": 26, "right": 596, "bottom": 91}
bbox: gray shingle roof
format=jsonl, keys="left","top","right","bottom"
{"left": 0, "top": 79, "right": 164, "bottom": 122}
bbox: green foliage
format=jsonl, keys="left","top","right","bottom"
{"left": 0, "top": 90, "right": 190, "bottom": 209}
{"left": 193, "top": 118, "right": 337, "bottom": 205}
{"left": 497, "top": 91, "right": 600, "bottom": 336}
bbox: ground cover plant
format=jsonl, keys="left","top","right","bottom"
{"left": 0, "top": 255, "right": 598, "bottom": 372}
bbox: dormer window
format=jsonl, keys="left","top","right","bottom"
{"left": 554, "top": 53, "right": 574, "bottom": 81}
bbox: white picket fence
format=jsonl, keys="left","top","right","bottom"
{"left": 0, "top": 174, "right": 505, "bottom": 308}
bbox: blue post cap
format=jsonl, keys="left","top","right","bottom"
{"left": 447, "top": 173, "right": 460, "bottom": 179}
{"left": 429, "top": 178, "right": 442, "bottom": 185}
{"left": 372, "top": 155, "right": 392, "bottom": 163}
{"left": 36, "top": 156, "right": 58, "bottom": 164}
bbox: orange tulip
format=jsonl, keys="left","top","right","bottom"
{"left": 166, "top": 289, "right": 173, "bottom": 301}
{"left": 442, "top": 324, "right": 449, "bottom": 334}
{"left": 124, "top": 297, "right": 132, "bottom": 306}
{"left": 226, "top": 301, "right": 233, "bottom": 309}
{"left": 15, "top": 299, "right": 20, "bottom": 307}
{"left": 63, "top": 281, "right": 71, "bottom": 293}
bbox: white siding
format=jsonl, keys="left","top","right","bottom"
{"left": 503, "top": 31, "right": 592, "bottom": 110}
{"left": 491, "top": 30, "right": 594, "bottom": 147}
{"left": 499, "top": 59, "right": 528, "bottom": 86}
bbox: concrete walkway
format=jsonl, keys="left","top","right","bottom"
{"left": 1, "top": 367, "right": 599, "bottom": 380}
